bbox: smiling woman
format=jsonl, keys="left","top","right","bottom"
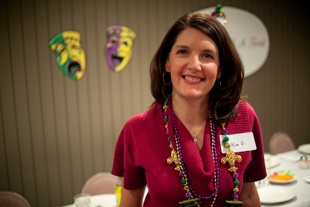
{"left": 112, "top": 12, "right": 266, "bottom": 207}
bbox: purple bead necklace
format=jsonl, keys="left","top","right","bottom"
{"left": 163, "top": 96, "right": 219, "bottom": 207}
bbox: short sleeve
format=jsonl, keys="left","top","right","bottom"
{"left": 111, "top": 115, "right": 147, "bottom": 190}
{"left": 243, "top": 103, "right": 267, "bottom": 182}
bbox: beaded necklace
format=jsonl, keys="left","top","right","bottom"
{"left": 220, "top": 124, "right": 243, "bottom": 206}
{"left": 163, "top": 96, "right": 219, "bottom": 207}
{"left": 163, "top": 96, "right": 243, "bottom": 207}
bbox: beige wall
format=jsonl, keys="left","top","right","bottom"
{"left": 0, "top": 0, "right": 309, "bottom": 206}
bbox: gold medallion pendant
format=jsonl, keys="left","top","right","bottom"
{"left": 179, "top": 198, "right": 204, "bottom": 207}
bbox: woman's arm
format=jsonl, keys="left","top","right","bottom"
{"left": 239, "top": 182, "right": 260, "bottom": 207}
{"left": 119, "top": 178, "right": 146, "bottom": 207}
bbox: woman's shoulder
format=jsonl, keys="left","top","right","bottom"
{"left": 237, "top": 101, "right": 260, "bottom": 129}
{"left": 124, "top": 102, "right": 162, "bottom": 127}
{"left": 120, "top": 103, "right": 162, "bottom": 142}
{"left": 238, "top": 101, "right": 256, "bottom": 117}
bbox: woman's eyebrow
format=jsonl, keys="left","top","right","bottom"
{"left": 174, "top": 45, "right": 189, "bottom": 49}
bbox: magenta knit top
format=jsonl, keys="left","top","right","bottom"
{"left": 111, "top": 101, "right": 267, "bottom": 207}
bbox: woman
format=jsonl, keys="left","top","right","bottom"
{"left": 112, "top": 12, "right": 266, "bottom": 207}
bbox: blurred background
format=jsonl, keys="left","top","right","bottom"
{"left": 0, "top": 0, "right": 309, "bottom": 206}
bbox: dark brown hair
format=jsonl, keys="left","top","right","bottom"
{"left": 150, "top": 12, "right": 244, "bottom": 125}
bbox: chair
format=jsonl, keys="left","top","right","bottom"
{"left": 0, "top": 191, "right": 31, "bottom": 207}
{"left": 81, "top": 172, "right": 119, "bottom": 195}
{"left": 269, "top": 131, "right": 295, "bottom": 155}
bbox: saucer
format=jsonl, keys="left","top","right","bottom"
{"left": 298, "top": 144, "right": 310, "bottom": 154}
{"left": 258, "top": 186, "right": 296, "bottom": 204}
{"left": 304, "top": 175, "right": 310, "bottom": 183}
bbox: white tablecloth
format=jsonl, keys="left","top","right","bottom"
{"left": 63, "top": 150, "right": 310, "bottom": 207}
{"left": 62, "top": 194, "right": 116, "bottom": 207}
{"left": 258, "top": 150, "right": 310, "bottom": 207}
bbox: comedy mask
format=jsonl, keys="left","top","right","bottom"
{"left": 105, "top": 26, "right": 136, "bottom": 72}
{"left": 49, "top": 31, "right": 86, "bottom": 80}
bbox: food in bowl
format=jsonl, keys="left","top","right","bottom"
{"left": 269, "top": 170, "right": 294, "bottom": 181}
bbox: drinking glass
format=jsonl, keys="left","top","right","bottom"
{"left": 74, "top": 193, "right": 90, "bottom": 207}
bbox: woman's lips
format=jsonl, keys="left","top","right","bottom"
{"left": 182, "top": 75, "right": 205, "bottom": 82}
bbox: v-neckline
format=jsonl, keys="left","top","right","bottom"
{"left": 172, "top": 114, "right": 215, "bottom": 174}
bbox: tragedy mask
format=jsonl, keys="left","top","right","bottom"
{"left": 49, "top": 31, "right": 86, "bottom": 80}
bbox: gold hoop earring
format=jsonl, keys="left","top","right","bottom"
{"left": 163, "top": 72, "right": 171, "bottom": 85}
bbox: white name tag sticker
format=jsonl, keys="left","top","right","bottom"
{"left": 220, "top": 132, "right": 256, "bottom": 154}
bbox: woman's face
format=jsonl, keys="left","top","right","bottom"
{"left": 165, "top": 28, "right": 221, "bottom": 101}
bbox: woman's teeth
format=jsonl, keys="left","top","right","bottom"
{"left": 184, "top": 76, "right": 201, "bottom": 82}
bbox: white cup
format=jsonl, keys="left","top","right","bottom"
{"left": 74, "top": 193, "right": 90, "bottom": 207}
{"left": 264, "top": 153, "right": 271, "bottom": 168}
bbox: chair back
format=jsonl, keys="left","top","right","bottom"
{"left": 269, "top": 131, "right": 295, "bottom": 155}
{"left": 81, "top": 172, "right": 119, "bottom": 195}
{"left": 0, "top": 191, "right": 31, "bottom": 207}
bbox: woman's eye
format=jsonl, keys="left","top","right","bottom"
{"left": 203, "top": 54, "right": 213, "bottom": 59}
{"left": 177, "top": 50, "right": 187, "bottom": 54}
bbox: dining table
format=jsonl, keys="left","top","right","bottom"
{"left": 62, "top": 147, "right": 310, "bottom": 207}
{"left": 62, "top": 187, "right": 148, "bottom": 207}
{"left": 257, "top": 148, "right": 310, "bottom": 207}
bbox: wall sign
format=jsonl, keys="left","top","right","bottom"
{"left": 197, "top": 6, "right": 270, "bottom": 77}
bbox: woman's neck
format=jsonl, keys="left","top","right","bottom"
{"left": 171, "top": 94, "right": 209, "bottom": 127}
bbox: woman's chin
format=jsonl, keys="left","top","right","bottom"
{"left": 177, "top": 92, "right": 209, "bottom": 100}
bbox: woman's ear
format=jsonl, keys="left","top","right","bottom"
{"left": 165, "top": 60, "right": 171, "bottom": 72}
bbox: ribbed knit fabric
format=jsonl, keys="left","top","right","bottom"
{"left": 111, "top": 101, "right": 266, "bottom": 207}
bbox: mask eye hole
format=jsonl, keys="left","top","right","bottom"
{"left": 59, "top": 47, "right": 65, "bottom": 54}
{"left": 110, "top": 37, "right": 118, "bottom": 44}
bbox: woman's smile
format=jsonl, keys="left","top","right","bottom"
{"left": 182, "top": 75, "right": 205, "bottom": 83}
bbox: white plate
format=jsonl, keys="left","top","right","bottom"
{"left": 304, "top": 175, "right": 310, "bottom": 183}
{"left": 269, "top": 176, "right": 296, "bottom": 184}
{"left": 266, "top": 157, "right": 281, "bottom": 169}
{"left": 298, "top": 143, "right": 310, "bottom": 154}
{"left": 258, "top": 186, "right": 296, "bottom": 204}
{"left": 61, "top": 194, "right": 117, "bottom": 207}
{"left": 90, "top": 194, "right": 116, "bottom": 207}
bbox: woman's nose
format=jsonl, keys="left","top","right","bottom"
{"left": 188, "top": 55, "right": 201, "bottom": 71}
